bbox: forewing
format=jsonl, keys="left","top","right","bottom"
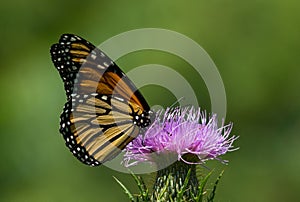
{"left": 50, "top": 34, "right": 150, "bottom": 112}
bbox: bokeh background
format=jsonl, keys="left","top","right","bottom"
{"left": 1, "top": 0, "right": 299, "bottom": 201}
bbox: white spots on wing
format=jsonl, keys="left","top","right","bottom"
{"left": 91, "top": 93, "right": 98, "bottom": 96}
{"left": 70, "top": 36, "right": 77, "bottom": 41}
{"left": 103, "top": 62, "right": 109, "bottom": 67}
{"left": 114, "top": 96, "right": 124, "bottom": 102}
{"left": 97, "top": 64, "right": 105, "bottom": 69}
{"left": 91, "top": 54, "right": 97, "bottom": 60}
{"left": 70, "top": 94, "right": 90, "bottom": 103}
{"left": 100, "top": 52, "right": 105, "bottom": 57}
{"left": 101, "top": 95, "right": 108, "bottom": 100}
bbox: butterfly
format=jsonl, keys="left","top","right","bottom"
{"left": 50, "top": 34, "right": 152, "bottom": 166}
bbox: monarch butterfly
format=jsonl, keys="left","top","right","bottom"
{"left": 50, "top": 34, "right": 152, "bottom": 166}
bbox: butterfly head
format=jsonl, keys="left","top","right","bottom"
{"left": 133, "top": 110, "right": 152, "bottom": 128}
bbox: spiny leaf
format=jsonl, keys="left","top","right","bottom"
{"left": 130, "top": 172, "right": 150, "bottom": 201}
{"left": 176, "top": 168, "right": 192, "bottom": 201}
{"left": 194, "top": 169, "right": 213, "bottom": 202}
{"left": 207, "top": 170, "right": 224, "bottom": 202}
{"left": 113, "top": 176, "right": 135, "bottom": 202}
{"left": 157, "top": 173, "right": 172, "bottom": 200}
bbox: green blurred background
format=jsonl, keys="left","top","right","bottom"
{"left": 1, "top": 0, "right": 299, "bottom": 201}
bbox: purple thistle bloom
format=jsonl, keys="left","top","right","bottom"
{"left": 124, "top": 107, "right": 238, "bottom": 167}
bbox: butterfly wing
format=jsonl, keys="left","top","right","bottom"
{"left": 50, "top": 34, "right": 151, "bottom": 166}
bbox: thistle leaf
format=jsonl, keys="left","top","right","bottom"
{"left": 207, "top": 170, "right": 224, "bottom": 202}
{"left": 193, "top": 169, "right": 213, "bottom": 202}
{"left": 113, "top": 176, "right": 135, "bottom": 202}
{"left": 177, "top": 168, "right": 192, "bottom": 201}
{"left": 130, "top": 172, "right": 150, "bottom": 201}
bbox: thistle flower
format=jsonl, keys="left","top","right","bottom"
{"left": 124, "top": 107, "right": 238, "bottom": 167}
{"left": 121, "top": 107, "right": 238, "bottom": 201}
